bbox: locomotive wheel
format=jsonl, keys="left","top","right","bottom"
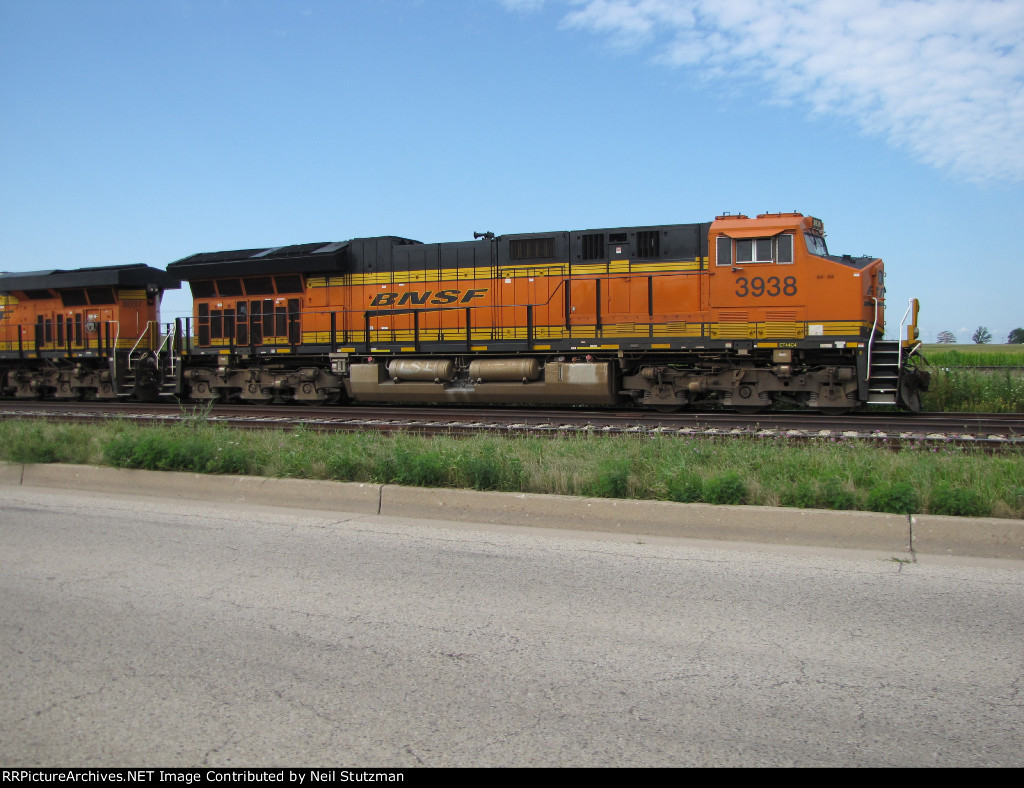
{"left": 54, "top": 387, "right": 84, "bottom": 402}
{"left": 816, "top": 407, "right": 852, "bottom": 416}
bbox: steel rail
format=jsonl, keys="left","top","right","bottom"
{"left": 0, "top": 400, "right": 1021, "bottom": 448}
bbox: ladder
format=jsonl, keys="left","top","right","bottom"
{"left": 115, "top": 322, "right": 161, "bottom": 398}
{"left": 155, "top": 321, "right": 182, "bottom": 398}
{"left": 866, "top": 340, "right": 901, "bottom": 405}
{"left": 865, "top": 298, "right": 922, "bottom": 407}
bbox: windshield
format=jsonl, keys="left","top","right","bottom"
{"left": 804, "top": 233, "right": 828, "bottom": 257}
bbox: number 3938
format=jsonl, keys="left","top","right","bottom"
{"left": 734, "top": 276, "right": 797, "bottom": 298}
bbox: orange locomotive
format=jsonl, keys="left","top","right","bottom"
{"left": 0, "top": 264, "right": 180, "bottom": 400}
{"left": 164, "top": 212, "right": 928, "bottom": 412}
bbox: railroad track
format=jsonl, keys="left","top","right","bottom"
{"left": 1, "top": 400, "right": 1021, "bottom": 447}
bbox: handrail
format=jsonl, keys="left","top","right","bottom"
{"left": 127, "top": 322, "right": 153, "bottom": 369}
{"left": 154, "top": 322, "right": 174, "bottom": 355}
{"left": 154, "top": 322, "right": 178, "bottom": 381}
{"left": 110, "top": 321, "right": 120, "bottom": 360}
{"left": 103, "top": 320, "right": 121, "bottom": 394}
{"left": 897, "top": 298, "right": 916, "bottom": 372}
{"left": 866, "top": 296, "right": 880, "bottom": 381}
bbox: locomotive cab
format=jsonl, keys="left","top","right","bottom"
{"left": 709, "top": 213, "right": 885, "bottom": 343}
{"left": 692, "top": 212, "right": 917, "bottom": 411}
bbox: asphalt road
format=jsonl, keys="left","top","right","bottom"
{"left": 1, "top": 485, "right": 1022, "bottom": 767}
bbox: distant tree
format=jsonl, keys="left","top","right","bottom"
{"left": 1008, "top": 328, "right": 1024, "bottom": 344}
{"left": 936, "top": 330, "right": 956, "bottom": 344}
{"left": 972, "top": 326, "right": 992, "bottom": 344}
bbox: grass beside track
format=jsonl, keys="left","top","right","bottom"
{"left": 915, "top": 344, "right": 1024, "bottom": 413}
{"left": 920, "top": 343, "right": 1024, "bottom": 368}
{"left": 1, "top": 417, "right": 1021, "bottom": 520}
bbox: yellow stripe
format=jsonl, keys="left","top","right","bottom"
{"left": 823, "top": 322, "right": 864, "bottom": 335}
{"left": 652, "top": 323, "right": 703, "bottom": 338}
{"left": 499, "top": 263, "right": 569, "bottom": 278}
{"left": 572, "top": 263, "right": 610, "bottom": 276}
{"left": 762, "top": 322, "right": 805, "bottom": 339}
{"left": 534, "top": 326, "right": 599, "bottom": 339}
{"left": 630, "top": 260, "right": 705, "bottom": 273}
{"left": 341, "top": 266, "right": 486, "bottom": 286}
{"left": 710, "top": 322, "right": 756, "bottom": 339}
{"left": 285, "top": 320, "right": 871, "bottom": 348}
{"left": 306, "top": 259, "right": 709, "bottom": 287}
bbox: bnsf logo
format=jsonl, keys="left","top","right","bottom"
{"left": 369, "top": 288, "right": 488, "bottom": 307}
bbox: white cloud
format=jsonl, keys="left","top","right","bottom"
{"left": 509, "top": 0, "right": 1024, "bottom": 183}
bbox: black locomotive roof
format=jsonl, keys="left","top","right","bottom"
{"left": 0, "top": 264, "right": 180, "bottom": 294}
{"left": 167, "top": 237, "right": 422, "bottom": 280}
{"left": 166, "top": 223, "right": 711, "bottom": 280}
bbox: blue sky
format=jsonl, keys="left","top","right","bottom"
{"left": 2, "top": 0, "right": 1022, "bottom": 342}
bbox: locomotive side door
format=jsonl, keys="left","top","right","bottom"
{"left": 248, "top": 299, "right": 266, "bottom": 346}
{"left": 288, "top": 298, "right": 300, "bottom": 346}
{"left": 236, "top": 300, "right": 248, "bottom": 346}
{"left": 568, "top": 278, "right": 598, "bottom": 327}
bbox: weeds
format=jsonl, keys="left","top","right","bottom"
{"left": 0, "top": 419, "right": 1021, "bottom": 518}
{"left": 928, "top": 484, "right": 992, "bottom": 518}
{"left": 664, "top": 470, "right": 703, "bottom": 503}
{"left": 914, "top": 344, "right": 1024, "bottom": 412}
{"left": 0, "top": 421, "right": 100, "bottom": 464}
{"left": 866, "top": 482, "right": 920, "bottom": 514}
{"left": 921, "top": 369, "right": 1024, "bottom": 413}
{"left": 704, "top": 472, "right": 748, "bottom": 505}
{"left": 583, "top": 456, "right": 633, "bottom": 499}
{"left": 103, "top": 424, "right": 253, "bottom": 475}
{"left": 819, "top": 478, "right": 858, "bottom": 511}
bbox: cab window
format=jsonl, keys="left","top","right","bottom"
{"left": 777, "top": 234, "right": 794, "bottom": 263}
{"left": 716, "top": 236, "right": 732, "bottom": 266}
{"left": 717, "top": 234, "right": 794, "bottom": 265}
{"left": 736, "top": 238, "right": 774, "bottom": 263}
{"left": 804, "top": 233, "right": 828, "bottom": 257}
